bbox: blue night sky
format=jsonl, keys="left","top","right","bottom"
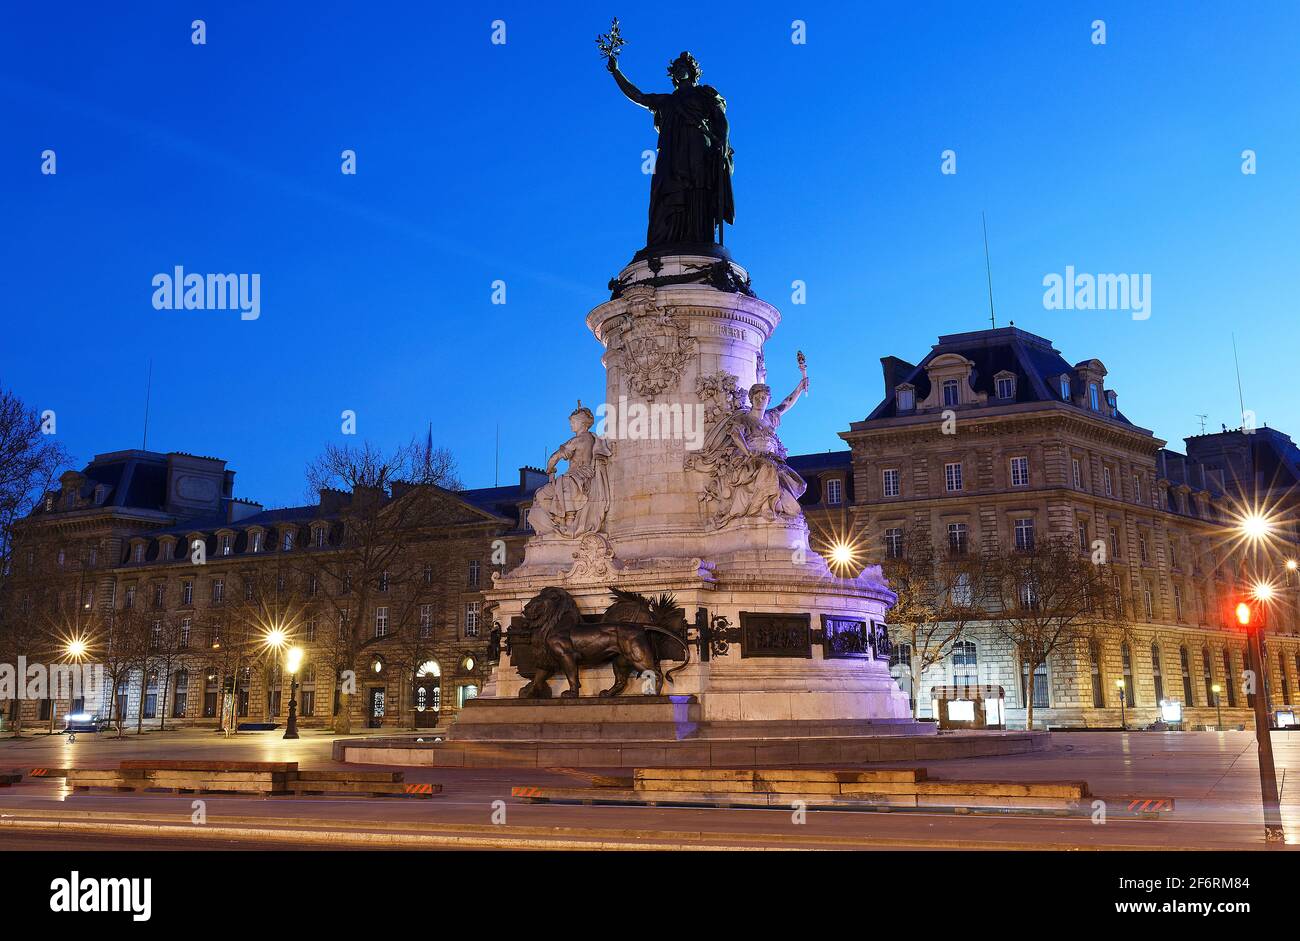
{"left": 3, "top": 2, "right": 1298, "bottom": 508}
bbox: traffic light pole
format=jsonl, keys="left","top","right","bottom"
{"left": 1246, "top": 626, "right": 1285, "bottom": 843}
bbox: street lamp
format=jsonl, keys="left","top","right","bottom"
{"left": 1212, "top": 683, "right": 1223, "bottom": 729}
{"left": 1115, "top": 678, "right": 1126, "bottom": 731}
{"left": 283, "top": 646, "right": 303, "bottom": 740}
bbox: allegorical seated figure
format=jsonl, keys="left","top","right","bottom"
{"left": 527, "top": 403, "right": 613, "bottom": 538}
{"left": 687, "top": 377, "right": 809, "bottom": 527}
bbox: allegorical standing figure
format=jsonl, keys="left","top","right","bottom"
{"left": 607, "top": 51, "right": 735, "bottom": 248}
{"left": 528, "top": 403, "right": 613, "bottom": 538}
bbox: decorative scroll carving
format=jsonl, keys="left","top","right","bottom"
{"left": 561, "top": 533, "right": 622, "bottom": 582}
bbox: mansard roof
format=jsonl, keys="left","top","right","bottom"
{"left": 855, "top": 326, "right": 1135, "bottom": 426}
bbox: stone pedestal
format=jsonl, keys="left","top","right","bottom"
{"left": 481, "top": 249, "right": 913, "bottom": 727}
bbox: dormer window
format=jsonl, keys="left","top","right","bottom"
{"left": 220, "top": 534, "right": 232, "bottom": 556}
{"left": 995, "top": 375, "right": 1016, "bottom": 400}
{"left": 44, "top": 494, "right": 54, "bottom": 512}
{"left": 941, "top": 379, "right": 960, "bottom": 407}
{"left": 1089, "top": 383, "right": 1100, "bottom": 411}
{"left": 826, "top": 478, "right": 843, "bottom": 506}
{"left": 282, "top": 531, "right": 294, "bottom": 551}
{"left": 65, "top": 490, "right": 76, "bottom": 508}
{"left": 313, "top": 526, "right": 326, "bottom": 548}
{"left": 133, "top": 543, "right": 144, "bottom": 563}
{"left": 896, "top": 386, "right": 915, "bottom": 411}
{"left": 1105, "top": 390, "right": 1118, "bottom": 417}
{"left": 251, "top": 531, "right": 263, "bottom": 553}
{"left": 1060, "top": 376, "right": 1071, "bottom": 400}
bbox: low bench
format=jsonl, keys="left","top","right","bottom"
{"left": 66, "top": 761, "right": 439, "bottom": 799}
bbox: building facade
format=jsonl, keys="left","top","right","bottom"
{"left": 812, "top": 327, "right": 1300, "bottom": 729}
{"left": 2, "top": 450, "right": 542, "bottom": 732}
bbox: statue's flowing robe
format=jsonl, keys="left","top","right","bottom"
{"left": 688, "top": 408, "right": 805, "bottom": 526}
{"left": 528, "top": 434, "right": 612, "bottom": 537}
{"left": 642, "top": 84, "right": 734, "bottom": 247}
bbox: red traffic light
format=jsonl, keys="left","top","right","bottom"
{"left": 1228, "top": 595, "right": 1267, "bottom": 631}
{"left": 1235, "top": 602, "right": 1252, "bottom": 627}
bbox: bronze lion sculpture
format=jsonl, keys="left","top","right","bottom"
{"left": 518, "top": 586, "right": 691, "bottom": 698}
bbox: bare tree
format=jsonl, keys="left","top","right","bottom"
{"left": 0, "top": 387, "right": 73, "bottom": 571}
{"left": 882, "top": 525, "right": 991, "bottom": 718}
{"left": 987, "top": 534, "right": 1130, "bottom": 730}
{"left": 295, "top": 439, "right": 461, "bottom": 733}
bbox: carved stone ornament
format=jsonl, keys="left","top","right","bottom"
{"left": 562, "top": 533, "right": 622, "bottom": 582}
{"left": 613, "top": 286, "right": 697, "bottom": 400}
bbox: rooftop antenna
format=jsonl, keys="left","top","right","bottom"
{"left": 1195, "top": 413, "right": 1208, "bottom": 435}
{"left": 141, "top": 358, "right": 153, "bottom": 450}
{"left": 1231, "top": 333, "right": 1246, "bottom": 429}
{"left": 981, "top": 211, "right": 996, "bottom": 330}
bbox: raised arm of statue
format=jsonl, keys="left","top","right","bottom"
{"left": 770, "top": 377, "right": 809, "bottom": 419}
{"left": 608, "top": 60, "right": 650, "bottom": 108}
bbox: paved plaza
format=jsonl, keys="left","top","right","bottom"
{"left": 1, "top": 729, "right": 1297, "bottom": 850}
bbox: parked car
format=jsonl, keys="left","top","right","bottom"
{"left": 63, "top": 713, "right": 111, "bottom": 733}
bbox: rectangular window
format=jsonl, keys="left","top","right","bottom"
{"left": 1089, "top": 382, "right": 1100, "bottom": 410}
{"left": 305, "top": 618, "right": 317, "bottom": 642}
{"left": 252, "top": 531, "right": 262, "bottom": 553}
{"left": 1103, "top": 466, "right": 1113, "bottom": 496}
{"left": 1223, "top": 651, "right": 1236, "bottom": 706}
{"left": 182, "top": 580, "right": 193, "bottom": 605}
{"left": 942, "top": 379, "right": 960, "bottom": 407}
{"left": 1072, "top": 458, "right": 1082, "bottom": 489}
{"left": 1014, "top": 517, "right": 1035, "bottom": 551}
{"left": 150, "top": 621, "right": 162, "bottom": 650}
{"left": 1108, "top": 526, "right": 1120, "bottom": 559}
{"left": 996, "top": 376, "right": 1015, "bottom": 399}
{"left": 1143, "top": 582, "right": 1154, "bottom": 619}
{"left": 283, "top": 531, "right": 294, "bottom": 551}
{"left": 1139, "top": 534, "right": 1149, "bottom": 563}
{"left": 1021, "top": 661, "right": 1049, "bottom": 708}
{"left": 1151, "top": 646, "right": 1164, "bottom": 702}
{"left": 1180, "top": 648, "right": 1194, "bottom": 705}
{"left": 1077, "top": 521, "right": 1088, "bottom": 553}
{"left": 1121, "top": 645, "right": 1136, "bottom": 705}
{"left": 882, "top": 468, "right": 900, "bottom": 498}
{"left": 1133, "top": 474, "right": 1143, "bottom": 503}
{"left": 944, "top": 462, "right": 963, "bottom": 492}
{"left": 1173, "top": 584, "right": 1183, "bottom": 620}
{"left": 896, "top": 388, "right": 914, "bottom": 411}
{"left": 212, "top": 579, "right": 224, "bottom": 603}
{"left": 884, "top": 528, "right": 904, "bottom": 558}
{"left": 1009, "top": 457, "right": 1029, "bottom": 487}
{"left": 173, "top": 680, "right": 188, "bottom": 718}
{"left": 465, "top": 601, "right": 480, "bottom": 637}
{"left": 419, "top": 604, "right": 433, "bottom": 638}
{"left": 221, "top": 535, "right": 231, "bottom": 556}
{"left": 300, "top": 689, "right": 316, "bottom": 717}
{"left": 374, "top": 606, "right": 389, "bottom": 638}
{"left": 1060, "top": 376, "right": 1071, "bottom": 400}
{"left": 825, "top": 478, "right": 843, "bottom": 505}
{"left": 468, "top": 559, "right": 481, "bottom": 587}
{"left": 179, "top": 617, "right": 191, "bottom": 648}
{"left": 423, "top": 562, "right": 433, "bottom": 584}
{"left": 947, "top": 522, "right": 968, "bottom": 555}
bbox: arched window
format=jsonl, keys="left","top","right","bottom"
{"left": 143, "top": 670, "right": 159, "bottom": 719}
{"left": 1088, "top": 640, "right": 1105, "bottom": 708}
{"left": 172, "top": 669, "right": 189, "bottom": 718}
{"left": 414, "top": 660, "right": 442, "bottom": 722}
{"left": 1179, "top": 647, "right": 1194, "bottom": 705}
{"left": 300, "top": 663, "right": 317, "bottom": 717}
{"left": 951, "top": 641, "right": 977, "bottom": 686}
{"left": 203, "top": 668, "right": 218, "bottom": 718}
{"left": 889, "top": 643, "right": 914, "bottom": 711}
{"left": 1120, "top": 643, "right": 1135, "bottom": 706}
{"left": 1150, "top": 644, "right": 1164, "bottom": 702}
{"left": 1202, "top": 647, "right": 1215, "bottom": 705}
{"left": 1223, "top": 650, "right": 1236, "bottom": 706}
{"left": 1020, "top": 658, "right": 1049, "bottom": 708}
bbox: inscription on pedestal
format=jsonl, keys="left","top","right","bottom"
{"left": 738, "top": 612, "right": 811, "bottom": 658}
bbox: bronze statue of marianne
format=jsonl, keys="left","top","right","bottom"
{"left": 607, "top": 51, "right": 735, "bottom": 250}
